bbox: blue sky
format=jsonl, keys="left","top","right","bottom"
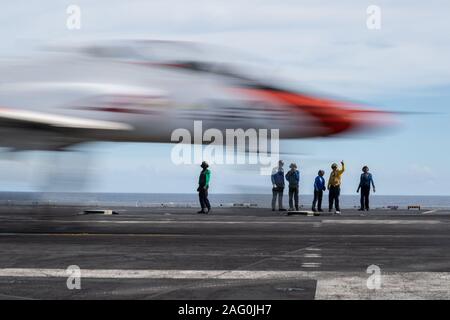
{"left": 0, "top": 0, "right": 449, "bottom": 195}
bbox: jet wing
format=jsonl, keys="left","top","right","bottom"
{"left": 0, "top": 107, "right": 133, "bottom": 131}
{"left": 0, "top": 107, "right": 134, "bottom": 151}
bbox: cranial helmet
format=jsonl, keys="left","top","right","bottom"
{"left": 201, "top": 161, "right": 209, "bottom": 168}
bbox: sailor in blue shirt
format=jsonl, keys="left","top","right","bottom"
{"left": 312, "top": 170, "right": 326, "bottom": 212}
{"left": 357, "top": 166, "right": 376, "bottom": 211}
{"left": 271, "top": 160, "right": 286, "bottom": 211}
{"left": 285, "top": 163, "right": 300, "bottom": 211}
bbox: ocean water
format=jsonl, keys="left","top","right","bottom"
{"left": 0, "top": 192, "right": 449, "bottom": 209}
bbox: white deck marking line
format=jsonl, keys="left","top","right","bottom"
{"left": 0, "top": 269, "right": 317, "bottom": 279}
{"left": 0, "top": 268, "right": 324, "bottom": 279}
{"left": 314, "top": 272, "right": 450, "bottom": 300}
{"left": 422, "top": 210, "right": 438, "bottom": 215}
{"left": 0, "top": 269, "right": 222, "bottom": 279}
{"left": 0, "top": 268, "right": 447, "bottom": 279}
{"left": 0, "top": 269, "right": 448, "bottom": 299}
{"left": 17, "top": 219, "right": 322, "bottom": 225}
{"left": 303, "top": 254, "right": 322, "bottom": 258}
{"left": 301, "top": 263, "right": 321, "bottom": 268}
{"left": 321, "top": 220, "right": 441, "bottom": 225}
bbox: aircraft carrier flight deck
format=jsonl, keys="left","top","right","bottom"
{"left": 0, "top": 205, "right": 449, "bottom": 300}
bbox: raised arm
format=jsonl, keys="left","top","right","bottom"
{"left": 339, "top": 162, "right": 345, "bottom": 174}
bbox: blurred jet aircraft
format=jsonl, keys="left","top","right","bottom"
{"left": 0, "top": 40, "right": 393, "bottom": 151}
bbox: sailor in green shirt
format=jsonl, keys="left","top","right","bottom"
{"left": 197, "top": 161, "right": 211, "bottom": 214}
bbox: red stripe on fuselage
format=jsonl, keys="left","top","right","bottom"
{"left": 235, "top": 88, "right": 358, "bottom": 135}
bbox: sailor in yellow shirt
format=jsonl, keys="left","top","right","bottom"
{"left": 328, "top": 161, "right": 345, "bottom": 214}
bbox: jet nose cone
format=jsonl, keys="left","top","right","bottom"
{"left": 233, "top": 84, "right": 396, "bottom": 137}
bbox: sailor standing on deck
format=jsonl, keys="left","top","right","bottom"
{"left": 285, "top": 163, "right": 300, "bottom": 211}
{"left": 312, "top": 170, "right": 326, "bottom": 212}
{"left": 271, "top": 160, "right": 286, "bottom": 212}
{"left": 197, "top": 161, "right": 211, "bottom": 214}
{"left": 328, "top": 161, "right": 345, "bottom": 215}
{"left": 357, "top": 166, "right": 376, "bottom": 211}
